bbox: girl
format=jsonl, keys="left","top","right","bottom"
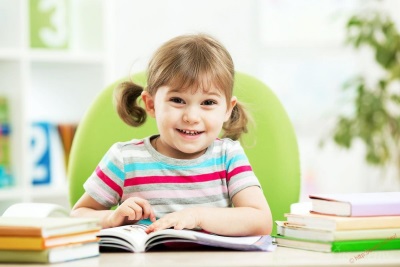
{"left": 71, "top": 33, "right": 272, "bottom": 236}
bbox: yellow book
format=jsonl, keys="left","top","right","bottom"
{"left": 284, "top": 213, "right": 400, "bottom": 231}
{"left": 0, "top": 230, "right": 100, "bottom": 250}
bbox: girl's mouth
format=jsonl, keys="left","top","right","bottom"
{"left": 177, "top": 129, "right": 204, "bottom": 136}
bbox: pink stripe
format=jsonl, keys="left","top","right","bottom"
{"left": 124, "top": 186, "right": 228, "bottom": 199}
{"left": 134, "top": 141, "right": 144, "bottom": 145}
{"left": 227, "top": 165, "right": 252, "bottom": 181}
{"left": 87, "top": 180, "right": 118, "bottom": 204}
{"left": 96, "top": 167, "right": 123, "bottom": 197}
{"left": 125, "top": 171, "right": 226, "bottom": 186}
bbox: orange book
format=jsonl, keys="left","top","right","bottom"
{"left": 0, "top": 217, "right": 100, "bottom": 237}
{"left": 0, "top": 230, "right": 100, "bottom": 250}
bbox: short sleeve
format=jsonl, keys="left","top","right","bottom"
{"left": 83, "top": 143, "right": 126, "bottom": 207}
{"left": 224, "top": 139, "right": 261, "bottom": 199}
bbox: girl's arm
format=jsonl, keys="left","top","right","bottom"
{"left": 71, "top": 193, "right": 156, "bottom": 228}
{"left": 145, "top": 186, "right": 272, "bottom": 236}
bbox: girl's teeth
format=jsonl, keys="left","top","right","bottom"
{"left": 180, "top": 129, "right": 199, "bottom": 135}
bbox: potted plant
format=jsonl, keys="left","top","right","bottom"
{"left": 331, "top": 8, "right": 400, "bottom": 180}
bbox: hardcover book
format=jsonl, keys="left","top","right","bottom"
{"left": 273, "top": 235, "right": 400, "bottom": 253}
{"left": 284, "top": 213, "right": 400, "bottom": 231}
{"left": 309, "top": 192, "right": 400, "bottom": 217}
{"left": 0, "top": 217, "right": 100, "bottom": 237}
{"left": 276, "top": 221, "right": 400, "bottom": 242}
{"left": 0, "top": 242, "right": 99, "bottom": 263}
{"left": 0, "top": 230, "right": 99, "bottom": 250}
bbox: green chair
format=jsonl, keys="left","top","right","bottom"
{"left": 67, "top": 72, "right": 300, "bottom": 234}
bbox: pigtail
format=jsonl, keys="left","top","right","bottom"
{"left": 114, "top": 81, "right": 147, "bottom": 127}
{"left": 222, "top": 101, "right": 252, "bottom": 140}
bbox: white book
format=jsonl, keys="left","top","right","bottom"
{"left": 98, "top": 222, "right": 275, "bottom": 253}
{"left": 309, "top": 192, "right": 400, "bottom": 217}
{"left": 276, "top": 221, "right": 400, "bottom": 242}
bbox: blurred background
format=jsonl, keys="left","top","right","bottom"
{"left": 1, "top": 0, "right": 400, "bottom": 213}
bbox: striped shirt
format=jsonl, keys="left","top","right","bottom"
{"left": 84, "top": 135, "right": 261, "bottom": 218}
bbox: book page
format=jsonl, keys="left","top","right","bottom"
{"left": 99, "top": 224, "right": 148, "bottom": 252}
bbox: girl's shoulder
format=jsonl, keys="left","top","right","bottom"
{"left": 213, "top": 138, "right": 244, "bottom": 153}
{"left": 113, "top": 138, "right": 145, "bottom": 147}
{"left": 108, "top": 137, "right": 149, "bottom": 153}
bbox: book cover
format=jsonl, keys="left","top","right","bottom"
{"left": 0, "top": 242, "right": 99, "bottom": 263}
{"left": 309, "top": 192, "right": 400, "bottom": 216}
{"left": 0, "top": 230, "right": 99, "bottom": 250}
{"left": 273, "top": 235, "right": 400, "bottom": 253}
{"left": 0, "top": 217, "right": 100, "bottom": 237}
{"left": 98, "top": 221, "right": 276, "bottom": 253}
{"left": 31, "top": 121, "right": 66, "bottom": 186}
{"left": 284, "top": 213, "right": 400, "bottom": 231}
{"left": 276, "top": 221, "right": 400, "bottom": 242}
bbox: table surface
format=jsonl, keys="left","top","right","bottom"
{"left": 1, "top": 247, "right": 399, "bottom": 267}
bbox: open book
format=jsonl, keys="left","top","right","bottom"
{"left": 98, "top": 220, "right": 275, "bottom": 253}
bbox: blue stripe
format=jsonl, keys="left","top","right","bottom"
{"left": 125, "top": 155, "right": 228, "bottom": 172}
{"left": 226, "top": 154, "right": 247, "bottom": 171}
{"left": 106, "top": 160, "right": 125, "bottom": 181}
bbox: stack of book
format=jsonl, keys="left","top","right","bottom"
{"left": 0, "top": 217, "right": 101, "bottom": 263}
{"left": 274, "top": 192, "right": 400, "bottom": 252}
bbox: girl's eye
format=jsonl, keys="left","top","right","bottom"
{"left": 202, "top": 100, "right": 217, "bottom": 106}
{"left": 170, "top": 97, "right": 185, "bottom": 104}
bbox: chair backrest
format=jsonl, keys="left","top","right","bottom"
{"left": 68, "top": 72, "right": 300, "bottom": 232}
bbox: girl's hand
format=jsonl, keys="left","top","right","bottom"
{"left": 145, "top": 208, "right": 199, "bottom": 234}
{"left": 108, "top": 197, "right": 156, "bottom": 227}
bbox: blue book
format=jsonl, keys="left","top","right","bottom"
{"left": 31, "top": 122, "right": 66, "bottom": 186}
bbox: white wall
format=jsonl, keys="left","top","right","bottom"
{"left": 112, "top": 0, "right": 258, "bottom": 77}
{"left": 109, "top": 0, "right": 400, "bottom": 200}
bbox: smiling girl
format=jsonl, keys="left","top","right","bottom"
{"left": 71, "top": 33, "right": 272, "bottom": 236}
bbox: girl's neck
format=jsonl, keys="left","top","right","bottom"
{"left": 151, "top": 135, "right": 207, "bottom": 160}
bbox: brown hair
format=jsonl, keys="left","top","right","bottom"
{"left": 114, "top": 33, "right": 251, "bottom": 140}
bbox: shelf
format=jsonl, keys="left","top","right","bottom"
{"left": 0, "top": 184, "right": 68, "bottom": 200}
{"left": 0, "top": 187, "right": 24, "bottom": 200}
{"left": 29, "top": 184, "right": 69, "bottom": 199}
{"left": 29, "top": 49, "right": 105, "bottom": 64}
{"left": 0, "top": 49, "right": 23, "bottom": 61}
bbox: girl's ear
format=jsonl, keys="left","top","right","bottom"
{"left": 141, "top": 91, "right": 156, "bottom": 118}
{"left": 224, "top": 96, "right": 237, "bottom": 122}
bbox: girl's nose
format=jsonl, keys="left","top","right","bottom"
{"left": 183, "top": 106, "right": 200, "bottom": 124}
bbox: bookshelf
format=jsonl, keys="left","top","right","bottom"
{"left": 0, "top": 0, "right": 115, "bottom": 214}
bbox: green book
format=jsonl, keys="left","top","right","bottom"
{"left": 273, "top": 235, "right": 400, "bottom": 253}
{"left": 0, "top": 242, "right": 99, "bottom": 263}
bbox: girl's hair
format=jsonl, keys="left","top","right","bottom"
{"left": 114, "top": 33, "right": 251, "bottom": 140}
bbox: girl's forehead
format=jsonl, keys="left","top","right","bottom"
{"left": 166, "top": 76, "right": 227, "bottom": 96}
{"left": 167, "top": 85, "right": 224, "bottom": 97}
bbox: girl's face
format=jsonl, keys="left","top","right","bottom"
{"left": 141, "top": 83, "right": 236, "bottom": 159}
